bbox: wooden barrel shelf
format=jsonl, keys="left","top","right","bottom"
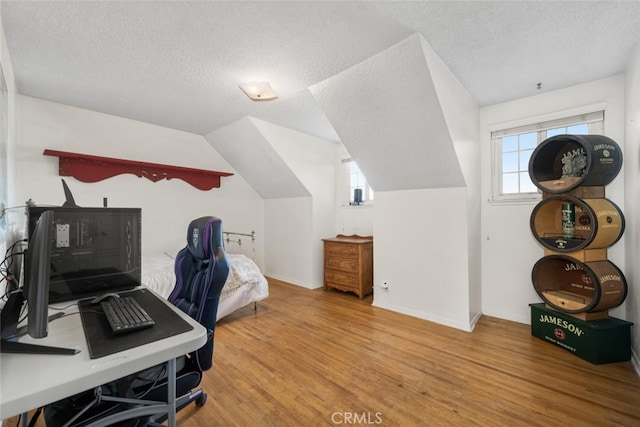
{"left": 528, "top": 134, "right": 627, "bottom": 319}
{"left": 531, "top": 255, "right": 627, "bottom": 314}
{"left": 528, "top": 134, "right": 622, "bottom": 194}
{"left": 530, "top": 195, "right": 625, "bottom": 252}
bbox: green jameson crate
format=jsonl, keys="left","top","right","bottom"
{"left": 530, "top": 303, "right": 633, "bottom": 365}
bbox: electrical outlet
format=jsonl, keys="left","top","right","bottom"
{"left": 374, "top": 282, "right": 389, "bottom": 290}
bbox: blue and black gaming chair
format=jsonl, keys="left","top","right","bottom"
{"left": 142, "top": 215, "right": 230, "bottom": 414}
{"left": 168, "top": 215, "right": 230, "bottom": 377}
{"left": 44, "top": 216, "right": 229, "bottom": 426}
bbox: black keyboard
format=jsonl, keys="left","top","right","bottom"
{"left": 101, "top": 296, "right": 155, "bottom": 334}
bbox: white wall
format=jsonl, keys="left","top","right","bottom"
{"left": 423, "top": 35, "right": 481, "bottom": 326}
{"left": 337, "top": 204, "right": 374, "bottom": 237}
{"left": 369, "top": 34, "right": 481, "bottom": 332}
{"left": 252, "top": 119, "right": 336, "bottom": 288}
{"left": 264, "top": 196, "right": 315, "bottom": 286}
{"left": 480, "top": 75, "right": 627, "bottom": 324}
{"left": 624, "top": 43, "right": 640, "bottom": 373}
{"left": 14, "top": 96, "right": 265, "bottom": 266}
{"left": 0, "top": 16, "right": 21, "bottom": 293}
{"left": 372, "top": 188, "right": 473, "bottom": 331}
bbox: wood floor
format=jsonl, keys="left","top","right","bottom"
{"left": 11, "top": 278, "right": 640, "bottom": 426}
{"left": 179, "top": 278, "right": 640, "bottom": 426}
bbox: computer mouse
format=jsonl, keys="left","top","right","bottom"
{"left": 91, "top": 293, "right": 121, "bottom": 304}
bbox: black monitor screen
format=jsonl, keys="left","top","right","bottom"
{"left": 27, "top": 207, "right": 142, "bottom": 303}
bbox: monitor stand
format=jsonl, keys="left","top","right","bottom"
{"left": 0, "top": 292, "right": 79, "bottom": 355}
{"left": 1, "top": 339, "right": 79, "bottom": 355}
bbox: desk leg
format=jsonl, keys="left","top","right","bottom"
{"left": 167, "top": 358, "right": 177, "bottom": 427}
{"left": 21, "top": 412, "right": 28, "bottom": 427}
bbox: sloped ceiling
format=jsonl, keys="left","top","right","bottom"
{"left": 206, "top": 33, "right": 466, "bottom": 197}
{"left": 311, "top": 34, "right": 465, "bottom": 191}
{"left": 205, "top": 117, "right": 310, "bottom": 199}
{"left": 249, "top": 89, "right": 340, "bottom": 144}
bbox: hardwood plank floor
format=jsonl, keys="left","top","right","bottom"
{"left": 8, "top": 278, "right": 640, "bottom": 426}
{"left": 187, "top": 278, "right": 640, "bottom": 426}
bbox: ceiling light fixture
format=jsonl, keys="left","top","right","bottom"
{"left": 239, "top": 81, "right": 278, "bottom": 101}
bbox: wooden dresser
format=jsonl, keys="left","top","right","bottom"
{"left": 322, "top": 235, "right": 373, "bottom": 299}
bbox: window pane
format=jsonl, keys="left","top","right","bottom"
{"left": 350, "top": 163, "right": 364, "bottom": 188}
{"left": 347, "top": 161, "right": 371, "bottom": 203}
{"left": 519, "top": 149, "right": 533, "bottom": 171}
{"left": 519, "top": 172, "right": 537, "bottom": 193}
{"left": 567, "top": 123, "right": 588, "bottom": 134}
{"left": 519, "top": 132, "right": 537, "bottom": 150}
{"left": 546, "top": 127, "right": 565, "bottom": 137}
{"left": 502, "top": 135, "right": 518, "bottom": 152}
{"left": 502, "top": 173, "right": 519, "bottom": 194}
{"left": 502, "top": 152, "right": 518, "bottom": 173}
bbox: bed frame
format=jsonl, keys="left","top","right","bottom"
{"left": 142, "top": 229, "right": 268, "bottom": 321}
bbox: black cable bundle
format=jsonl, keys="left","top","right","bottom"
{"left": 1, "top": 239, "right": 27, "bottom": 300}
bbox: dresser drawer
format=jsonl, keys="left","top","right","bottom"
{"left": 325, "top": 256, "right": 358, "bottom": 273}
{"left": 325, "top": 243, "right": 359, "bottom": 258}
{"left": 325, "top": 270, "right": 359, "bottom": 288}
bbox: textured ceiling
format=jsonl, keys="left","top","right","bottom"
{"left": 2, "top": 1, "right": 640, "bottom": 197}
{"left": 2, "top": 1, "right": 639, "bottom": 138}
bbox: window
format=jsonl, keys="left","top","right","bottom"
{"left": 491, "top": 111, "right": 604, "bottom": 202}
{"left": 342, "top": 159, "right": 373, "bottom": 205}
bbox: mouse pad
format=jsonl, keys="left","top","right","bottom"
{"left": 78, "top": 288, "right": 193, "bottom": 359}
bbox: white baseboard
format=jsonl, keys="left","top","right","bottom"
{"left": 469, "top": 310, "right": 482, "bottom": 332}
{"left": 264, "top": 274, "right": 321, "bottom": 290}
{"left": 371, "top": 300, "right": 475, "bottom": 332}
{"left": 481, "top": 307, "right": 531, "bottom": 325}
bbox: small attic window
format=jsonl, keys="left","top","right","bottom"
{"left": 341, "top": 159, "right": 373, "bottom": 206}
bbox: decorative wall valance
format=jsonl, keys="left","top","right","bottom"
{"left": 44, "top": 149, "right": 233, "bottom": 190}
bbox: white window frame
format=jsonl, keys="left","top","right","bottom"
{"left": 490, "top": 110, "right": 604, "bottom": 203}
{"left": 340, "top": 159, "right": 373, "bottom": 206}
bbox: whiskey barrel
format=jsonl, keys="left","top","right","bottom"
{"left": 528, "top": 134, "right": 622, "bottom": 193}
{"left": 530, "top": 195, "right": 625, "bottom": 252}
{"left": 531, "top": 255, "right": 627, "bottom": 313}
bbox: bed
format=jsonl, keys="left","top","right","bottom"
{"left": 141, "top": 231, "right": 268, "bottom": 321}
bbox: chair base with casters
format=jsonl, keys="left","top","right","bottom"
{"left": 44, "top": 353, "right": 201, "bottom": 426}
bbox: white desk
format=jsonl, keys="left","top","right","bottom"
{"left": 0, "top": 292, "right": 207, "bottom": 425}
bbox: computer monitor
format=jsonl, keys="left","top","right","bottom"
{"left": 27, "top": 207, "right": 142, "bottom": 303}
{"left": 23, "top": 209, "right": 54, "bottom": 338}
{"left": 0, "top": 209, "right": 78, "bottom": 355}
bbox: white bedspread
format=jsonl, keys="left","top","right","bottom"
{"left": 142, "top": 252, "right": 268, "bottom": 320}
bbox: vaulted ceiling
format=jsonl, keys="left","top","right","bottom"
{"left": 2, "top": 1, "right": 639, "bottom": 196}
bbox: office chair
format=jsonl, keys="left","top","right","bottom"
{"left": 44, "top": 216, "right": 229, "bottom": 426}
